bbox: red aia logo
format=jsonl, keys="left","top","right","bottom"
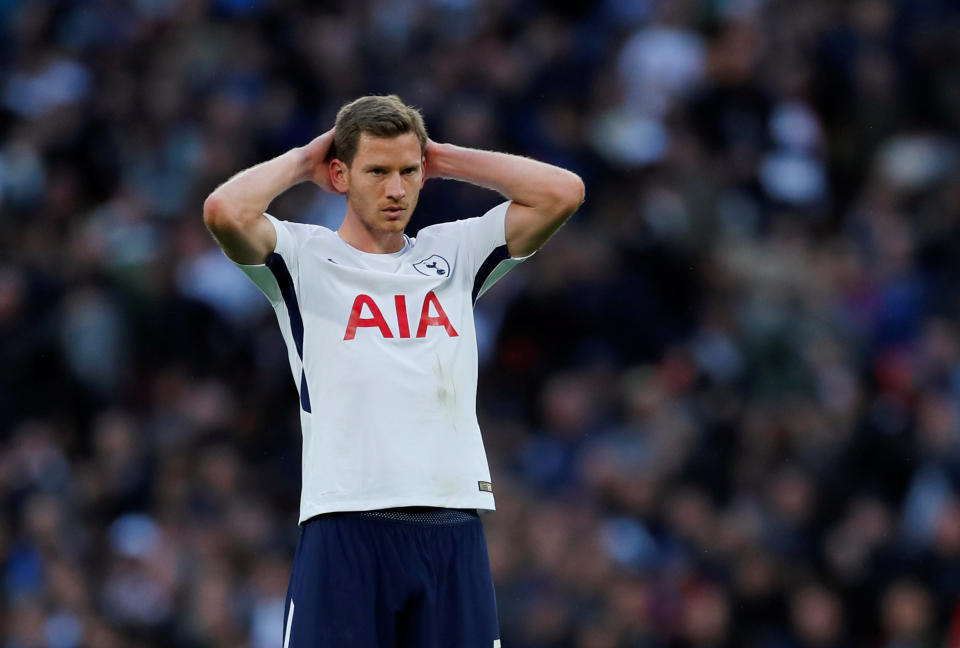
{"left": 344, "top": 291, "right": 458, "bottom": 340}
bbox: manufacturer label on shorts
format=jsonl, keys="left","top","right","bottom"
{"left": 478, "top": 481, "right": 493, "bottom": 493}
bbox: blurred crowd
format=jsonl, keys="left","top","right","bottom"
{"left": 3, "top": 0, "right": 960, "bottom": 646}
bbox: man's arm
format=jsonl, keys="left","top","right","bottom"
{"left": 425, "top": 142, "right": 585, "bottom": 257}
{"left": 203, "top": 129, "right": 335, "bottom": 265}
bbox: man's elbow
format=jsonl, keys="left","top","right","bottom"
{"left": 565, "top": 174, "right": 586, "bottom": 212}
{"left": 203, "top": 194, "right": 226, "bottom": 230}
{"left": 549, "top": 172, "right": 585, "bottom": 217}
{"left": 203, "top": 193, "right": 246, "bottom": 235}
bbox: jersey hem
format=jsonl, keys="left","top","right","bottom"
{"left": 298, "top": 494, "right": 496, "bottom": 524}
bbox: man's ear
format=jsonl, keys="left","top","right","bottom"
{"left": 420, "top": 156, "right": 426, "bottom": 189}
{"left": 330, "top": 159, "right": 349, "bottom": 193}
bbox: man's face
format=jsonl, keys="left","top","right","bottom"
{"left": 341, "top": 132, "right": 424, "bottom": 237}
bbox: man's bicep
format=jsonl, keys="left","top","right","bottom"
{"left": 226, "top": 214, "right": 304, "bottom": 306}
{"left": 504, "top": 202, "right": 567, "bottom": 258}
{"left": 206, "top": 212, "right": 278, "bottom": 265}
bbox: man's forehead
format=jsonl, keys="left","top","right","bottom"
{"left": 355, "top": 132, "right": 422, "bottom": 163}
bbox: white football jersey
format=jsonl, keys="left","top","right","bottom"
{"left": 234, "top": 201, "right": 525, "bottom": 522}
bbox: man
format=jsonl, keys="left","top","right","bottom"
{"left": 203, "top": 95, "right": 584, "bottom": 647}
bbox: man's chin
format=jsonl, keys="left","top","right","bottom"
{"left": 382, "top": 217, "right": 410, "bottom": 231}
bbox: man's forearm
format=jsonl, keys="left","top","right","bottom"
{"left": 204, "top": 147, "right": 312, "bottom": 226}
{"left": 428, "top": 143, "right": 583, "bottom": 212}
{"left": 203, "top": 130, "right": 333, "bottom": 265}
{"left": 428, "top": 143, "right": 584, "bottom": 256}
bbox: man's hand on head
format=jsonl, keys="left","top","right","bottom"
{"left": 423, "top": 138, "right": 445, "bottom": 181}
{"left": 301, "top": 128, "right": 340, "bottom": 193}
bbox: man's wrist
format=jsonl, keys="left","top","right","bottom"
{"left": 292, "top": 146, "right": 315, "bottom": 184}
{"left": 427, "top": 142, "right": 459, "bottom": 179}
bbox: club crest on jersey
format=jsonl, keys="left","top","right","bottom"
{"left": 413, "top": 255, "right": 451, "bottom": 277}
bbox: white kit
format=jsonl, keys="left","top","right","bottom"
{"left": 236, "top": 201, "right": 526, "bottom": 522}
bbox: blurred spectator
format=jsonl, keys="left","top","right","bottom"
{"left": 879, "top": 580, "right": 936, "bottom": 648}
{"left": 790, "top": 584, "right": 850, "bottom": 648}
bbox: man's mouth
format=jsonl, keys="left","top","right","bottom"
{"left": 382, "top": 206, "right": 406, "bottom": 217}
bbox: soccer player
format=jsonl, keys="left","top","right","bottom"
{"left": 203, "top": 95, "right": 584, "bottom": 648}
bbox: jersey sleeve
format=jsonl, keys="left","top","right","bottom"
{"left": 453, "top": 200, "right": 534, "bottom": 303}
{"left": 231, "top": 213, "right": 313, "bottom": 306}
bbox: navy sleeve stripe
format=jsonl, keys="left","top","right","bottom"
{"left": 472, "top": 245, "right": 510, "bottom": 304}
{"left": 267, "top": 252, "right": 312, "bottom": 413}
{"left": 299, "top": 369, "right": 311, "bottom": 413}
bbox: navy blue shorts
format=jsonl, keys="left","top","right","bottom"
{"left": 282, "top": 507, "right": 501, "bottom": 648}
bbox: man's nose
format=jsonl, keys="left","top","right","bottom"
{"left": 386, "top": 172, "right": 406, "bottom": 200}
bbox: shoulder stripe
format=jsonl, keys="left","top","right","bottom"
{"left": 267, "top": 253, "right": 312, "bottom": 413}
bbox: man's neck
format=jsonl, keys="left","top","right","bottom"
{"left": 337, "top": 219, "right": 407, "bottom": 254}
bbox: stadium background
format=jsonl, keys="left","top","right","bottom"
{"left": 2, "top": 0, "right": 960, "bottom": 646}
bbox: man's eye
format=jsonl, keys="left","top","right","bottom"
{"left": 371, "top": 169, "right": 385, "bottom": 175}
